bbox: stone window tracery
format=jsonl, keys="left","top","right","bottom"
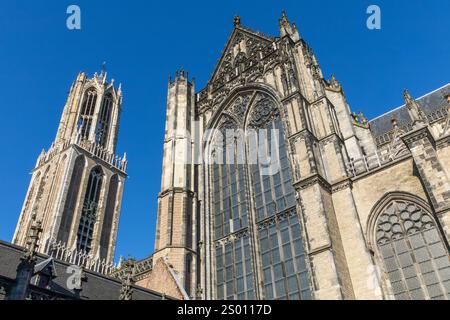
{"left": 210, "top": 90, "right": 311, "bottom": 300}
{"left": 78, "top": 88, "right": 97, "bottom": 139}
{"left": 58, "top": 155, "right": 85, "bottom": 245}
{"left": 375, "top": 199, "right": 450, "bottom": 300}
{"left": 96, "top": 93, "right": 113, "bottom": 148}
{"left": 76, "top": 166, "right": 103, "bottom": 253}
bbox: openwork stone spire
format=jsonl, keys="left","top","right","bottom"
{"left": 119, "top": 258, "right": 136, "bottom": 300}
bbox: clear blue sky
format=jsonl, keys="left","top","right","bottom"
{"left": 0, "top": 0, "right": 448, "bottom": 261}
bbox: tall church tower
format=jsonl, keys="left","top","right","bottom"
{"left": 13, "top": 70, "right": 127, "bottom": 263}
{"left": 153, "top": 69, "right": 199, "bottom": 297}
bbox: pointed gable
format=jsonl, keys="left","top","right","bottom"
{"left": 209, "top": 21, "right": 277, "bottom": 88}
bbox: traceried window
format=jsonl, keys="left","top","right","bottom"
{"left": 212, "top": 118, "right": 254, "bottom": 300}
{"left": 210, "top": 91, "right": 311, "bottom": 300}
{"left": 99, "top": 174, "right": 118, "bottom": 260}
{"left": 76, "top": 167, "right": 103, "bottom": 253}
{"left": 77, "top": 88, "right": 97, "bottom": 139}
{"left": 212, "top": 123, "right": 249, "bottom": 240}
{"left": 376, "top": 200, "right": 450, "bottom": 300}
{"left": 249, "top": 101, "right": 311, "bottom": 300}
{"left": 58, "top": 155, "right": 85, "bottom": 245}
{"left": 96, "top": 94, "right": 113, "bottom": 148}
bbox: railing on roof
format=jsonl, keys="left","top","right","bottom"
{"left": 345, "top": 149, "right": 409, "bottom": 178}
{"left": 72, "top": 133, "right": 127, "bottom": 172}
{"left": 44, "top": 238, "right": 119, "bottom": 276}
{"left": 110, "top": 256, "right": 153, "bottom": 281}
{"left": 374, "top": 106, "right": 448, "bottom": 146}
{"left": 36, "top": 134, "right": 127, "bottom": 173}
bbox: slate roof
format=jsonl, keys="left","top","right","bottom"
{"left": 0, "top": 240, "right": 173, "bottom": 300}
{"left": 369, "top": 83, "right": 450, "bottom": 138}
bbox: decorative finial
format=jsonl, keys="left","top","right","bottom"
{"left": 403, "top": 88, "right": 427, "bottom": 127}
{"left": 233, "top": 15, "right": 241, "bottom": 27}
{"left": 280, "top": 10, "right": 289, "bottom": 25}
{"left": 329, "top": 74, "right": 341, "bottom": 90}
{"left": 101, "top": 61, "right": 107, "bottom": 74}
{"left": 403, "top": 89, "right": 414, "bottom": 104}
{"left": 119, "top": 258, "right": 136, "bottom": 301}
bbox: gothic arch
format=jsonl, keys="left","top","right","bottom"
{"left": 367, "top": 192, "right": 435, "bottom": 250}
{"left": 203, "top": 83, "right": 283, "bottom": 150}
{"left": 96, "top": 93, "right": 113, "bottom": 148}
{"left": 57, "top": 155, "right": 86, "bottom": 245}
{"left": 99, "top": 174, "right": 119, "bottom": 260}
{"left": 78, "top": 88, "right": 98, "bottom": 139}
{"left": 367, "top": 192, "right": 450, "bottom": 300}
{"left": 203, "top": 84, "right": 312, "bottom": 300}
{"left": 76, "top": 165, "right": 104, "bottom": 253}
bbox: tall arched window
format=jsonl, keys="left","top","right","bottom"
{"left": 248, "top": 97, "right": 310, "bottom": 300}
{"left": 76, "top": 166, "right": 103, "bottom": 253}
{"left": 78, "top": 88, "right": 98, "bottom": 139}
{"left": 58, "top": 155, "right": 85, "bottom": 245}
{"left": 47, "top": 155, "right": 67, "bottom": 222}
{"left": 209, "top": 90, "right": 311, "bottom": 300}
{"left": 96, "top": 93, "right": 113, "bottom": 148}
{"left": 374, "top": 197, "right": 450, "bottom": 300}
{"left": 99, "top": 174, "right": 118, "bottom": 260}
{"left": 211, "top": 116, "right": 254, "bottom": 300}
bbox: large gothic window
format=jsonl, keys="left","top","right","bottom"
{"left": 375, "top": 199, "right": 450, "bottom": 299}
{"left": 209, "top": 90, "right": 311, "bottom": 300}
{"left": 76, "top": 166, "right": 103, "bottom": 253}
{"left": 96, "top": 93, "right": 113, "bottom": 148}
{"left": 78, "top": 88, "right": 97, "bottom": 139}
{"left": 58, "top": 155, "right": 85, "bottom": 245}
{"left": 212, "top": 117, "right": 254, "bottom": 300}
{"left": 99, "top": 174, "right": 118, "bottom": 260}
{"left": 250, "top": 114, "right": 311, "bottom": 300}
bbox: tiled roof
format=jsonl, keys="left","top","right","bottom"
{"left": 369, "top": 83, "right": 450, "bottom": 138}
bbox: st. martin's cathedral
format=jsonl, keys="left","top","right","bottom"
{"left": 2, "top": 13, "right": 450, "bottom": 300}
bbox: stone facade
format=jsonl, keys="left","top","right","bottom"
{"left": 9, "top": 12, "right": 450, "bottom": 301}
{"left": 142, "top": 13, "right": 450, "bottom": 300}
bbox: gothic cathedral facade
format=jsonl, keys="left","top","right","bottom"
{"left": 12, "top": 13, "right": 450, "bottom": 300}
{"left": 13, "top": 71, "right": 127, "bottom": 264}
{"left": 149, "top": 13, "right": 450, "bottom": 300}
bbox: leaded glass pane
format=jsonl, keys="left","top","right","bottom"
{"left": 376, "top": 199, "right": 450, "bottom": 300}
{"left": 212, "top": 95, "right": 311, "bottom": 300}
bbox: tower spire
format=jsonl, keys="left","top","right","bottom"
{"left": 278, "top": 10, "right": 300, "bottom": 41}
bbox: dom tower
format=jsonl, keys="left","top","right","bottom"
{"left": 13, "top": 70, "right": 127, "bottom": 263}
